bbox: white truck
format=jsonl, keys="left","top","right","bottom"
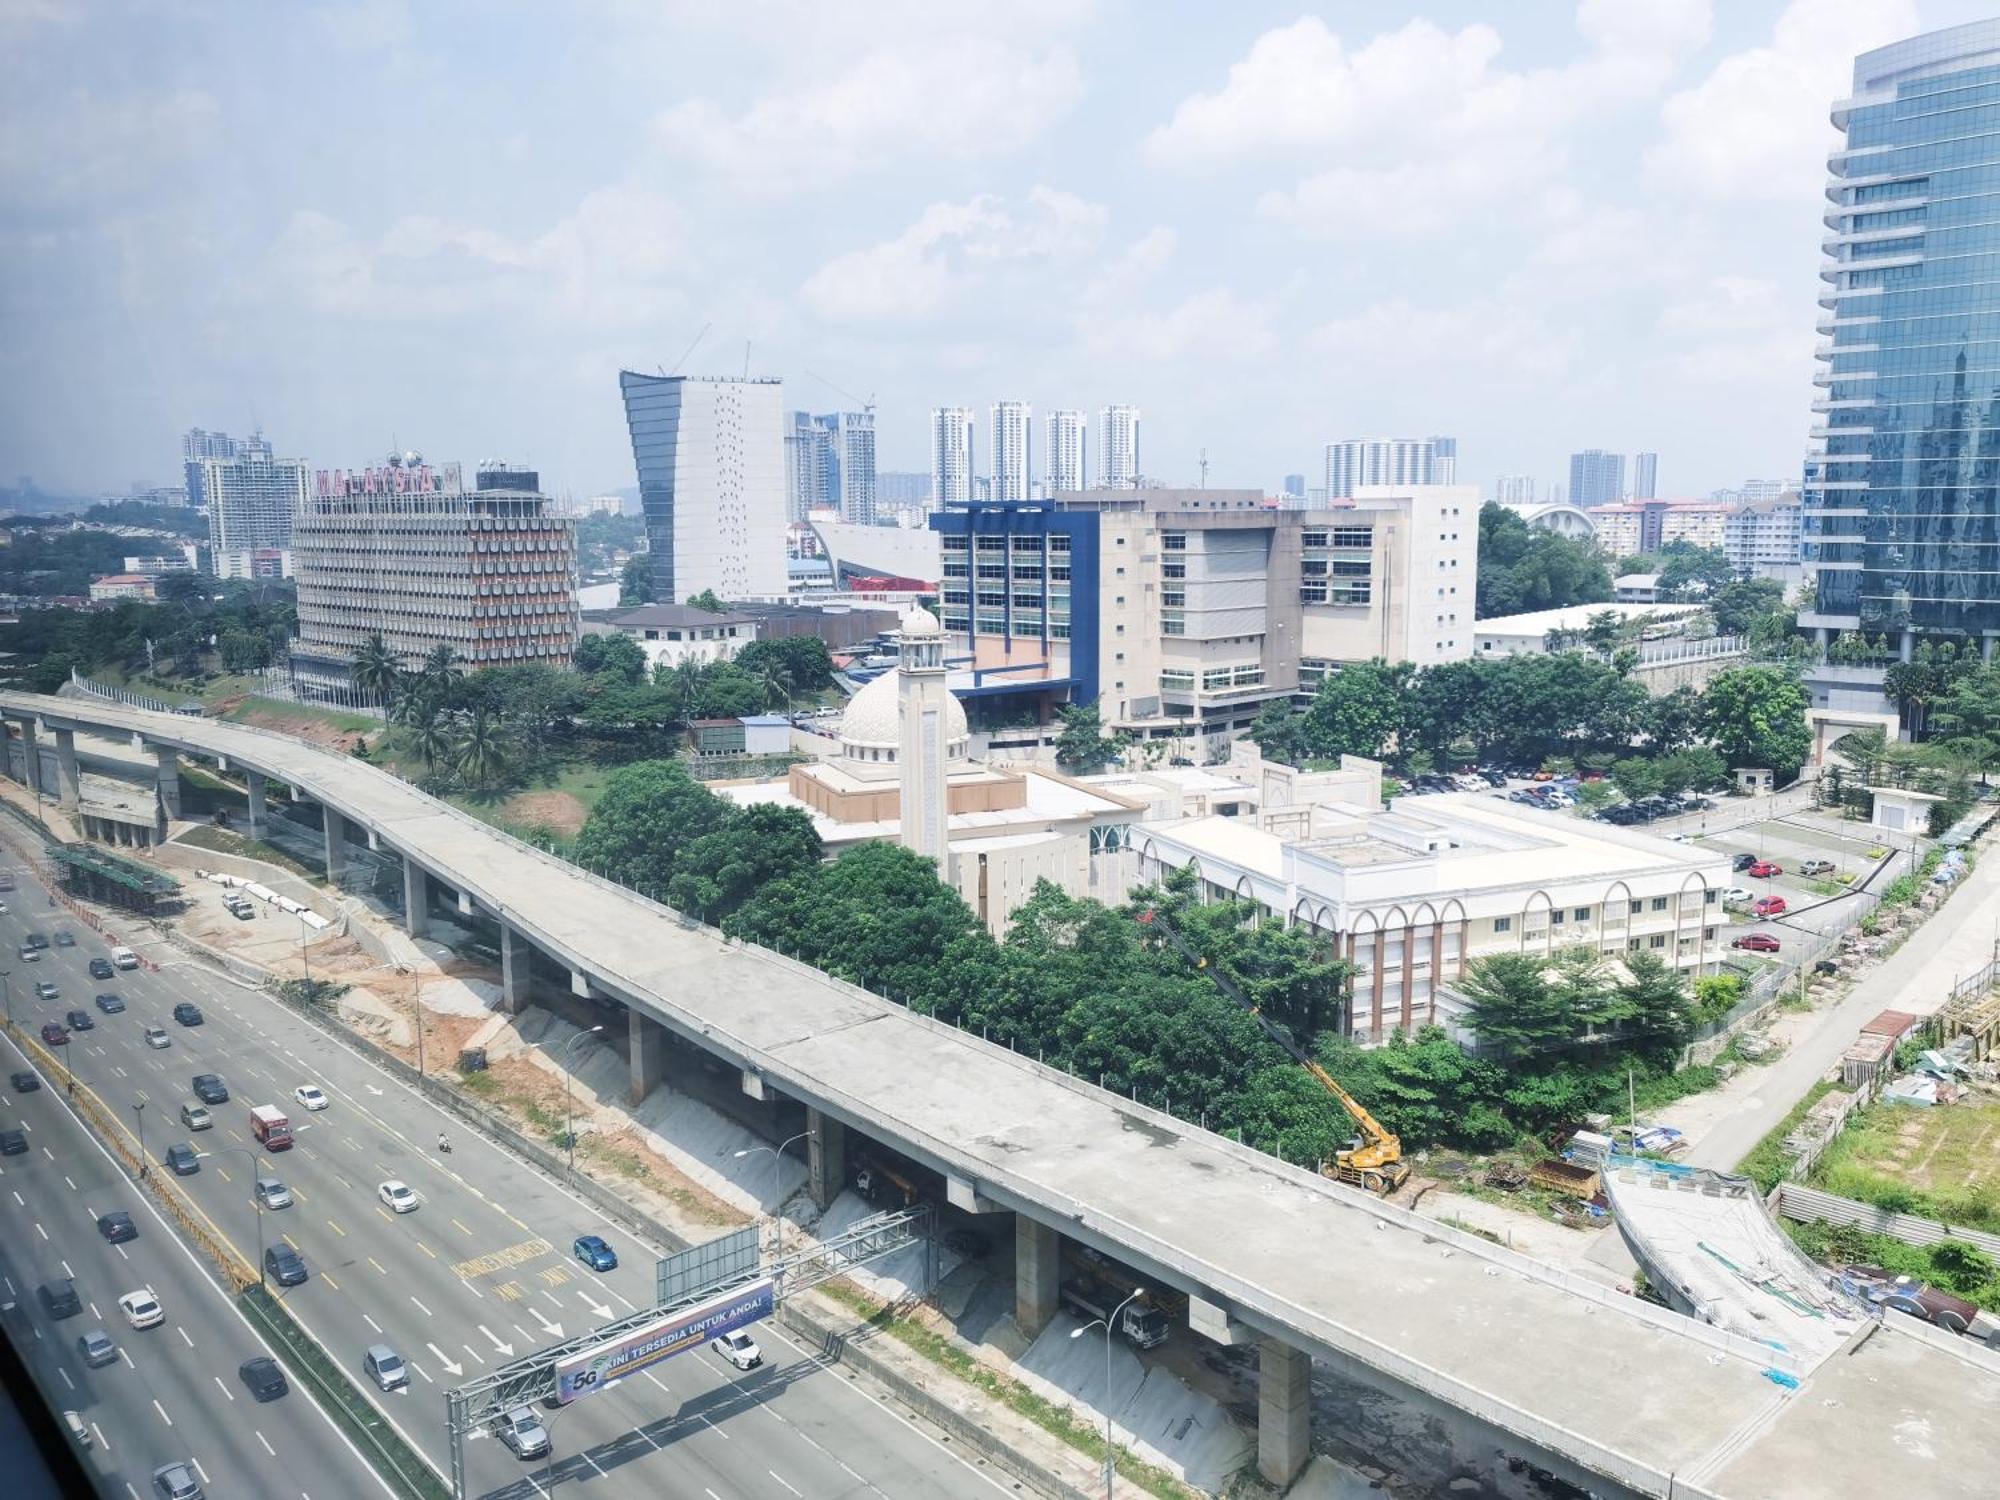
{"left": 1059, "top": 1280, "right": 1171, "bottom": 1350}
{"left": 110, "top": 946, "right": 139, "bottom": 971}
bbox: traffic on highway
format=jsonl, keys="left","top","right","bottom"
{"left": 0, "top": 863, "right": 1001, "bottom": 1498}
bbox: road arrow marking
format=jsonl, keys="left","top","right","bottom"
{"left": 364, "top": 1085, "right": 383, "bottom": 1096}
{"left": 531, "top": 1308, "right": 564, "bottom": 1339}
{"left": 479, "top": 1325, "right": 514, "bottom": 1357}
{"left": 577, "top": 1291, "right": 613, "bottom": 1321}
{"left": 426, "top": 1342, "right": 462, "bottom": 1376}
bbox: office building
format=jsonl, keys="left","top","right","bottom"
{"left": 475, "top": 461, "right": 540, "bottom": 494}
{"left": 1632, "top": 452, "right": 1659, "bottom": 501}
{"left": 195, "top": 430, "right": 308, "bottom": 559}
{"left": 289, "top": 454, "right": 576, "bottom": 688}
{"left": 1098, "top": 405, "right": 1140, "bottom": 488}
{"left": 1324, "top": 437, "right": 1452, "bottom": 499}
{"left": 931, "top": 407, "right": 976, "bottom": 506}
{"left": 1496, "top": 475, "right": 1536, "bottom": 506}
{"left": 619, "top": 371, "right": 789, "bottom": 604}
{"left": 1724, "top": 494, "right": 1804, "bottom": 583}
{"left": 1802, "top": 22, "right": 2000, "bottom": 757}
{"left": 1046, "top": 410, "right": 1087, "bottom": 494}
{"left": 1568, "top": 449, "right": 1626, "bottom": 508}
{"left": 931, "top": 484, "right": 1477, "bottom": 758}
{"left": 990, "top": 400, "right": 1032, "bottom": 503}
{"left": 786, "top": 411, "right": 878, "bottom": 525}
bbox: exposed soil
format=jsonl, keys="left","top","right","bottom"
{"left": 496, "top": 789, "right": 589, "bottom": 837}
{"left": 220, "top": 697, "right": 377, "bottom": 754}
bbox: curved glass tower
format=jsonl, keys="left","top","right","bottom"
{"left": 1807, "top": 21, "right": 2000, "bottom": 652}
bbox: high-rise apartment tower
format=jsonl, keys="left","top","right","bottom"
{"left": 1098, "top": 405, "right": 1140, "bottom": 488}
{"left": 990, "top": 400, "right": 1032, "bottom": 503}
{"left": 1046, "top": 409, "right": 1087, "bottom": 493}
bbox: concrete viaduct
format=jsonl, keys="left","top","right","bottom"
{"left": 5, "top": 691, "right": 1996, "bottom": 1500}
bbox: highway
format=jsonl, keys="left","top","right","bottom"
{"left": 0, "top": 868, "right": 1000, "bottom": 1500}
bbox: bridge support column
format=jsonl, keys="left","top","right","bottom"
{"left": 1014, "top": 1217, "right": 1061, "bottom": 1338}
{"left": 403, "top": 858, "right": 430, "bottom": 939}
{"left": 54, "top": 729, "right": 79, "bottom": 813}
{"left": 499, "top": 921, "right": 531, "bottom": 1014}
{"left": 1257, "top": 1335, "right": 1312, "bottom": 1487}
{"left": 153, "top": 745, "right": 181, "bottom": 820}
{"left": 16, "top": 718, "right": 40, "bottom": 796}
{"left": 323, "top": 808, "right": 346, "bottom": 881}
{"left": 807, "top": 1108, "right": 845, "bottom": 1211}
{"left": 246, "top": 775, "right": 266, "bottom": 838}
{"left": 627, "top": 1007, "right": 665, "bottom": 1106}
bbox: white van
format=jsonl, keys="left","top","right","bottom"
{"left": 110, "top": 946, "right": 139, "bottom": 970}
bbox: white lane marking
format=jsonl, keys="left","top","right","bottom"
{"left": 642, "top": 1369, "right": 670, "bottom": 1395}
{"left": 177, "top": 1325, "right": 194, "bottom": 1348}
{"left": 56, "top": 1365, "right": 73, "bottom": 1391}
{"left": 113, "top": 1065, "right": 127, "bottom": 1078}
{"left": 8, "top": 1192, "right": 18, "bottom": 1207}
{"left": 257, "top": 1430, "right": 276, "bottom": 1457}
{"left": 93, "top": 1421, "right": 109, "bottom": 1451}
{"left": 698, "top": 1414, "right": 728, "bottom": 1440}
{"left": 192, "top": 1459, "right": 210, "bottom": 1486}
{"left": 116, "top": 1244, "right": 129, "bottom": 1260}
{"left": 409, "top": 1296, "right": 431, "bottom": 1317}
{"left": 61, "top": 1258, "right": 73, "bottom": 1277}
{"left": 63, "top": 1175, "right": 75, "bottom": 1191}
{"left": 120, "top": 1348, "right": 135, "bottom": 1369}
{"left": 214, "top": 1375, "right": 235, "bottom": 1402}
{"left": 152, "top": 1398, "right": 172, "bottom": 1427}
{"left": 462, "top": 1343, "right": 483, "bottom": 1366}
{"left": 769, "top": 1473, "right": 801, "bottom": 1498}
{"left": 33, "top": 1220, "right": 45, "bottom": 1239}
{"left": 412, "top": 1362, "right": 434, "bottom": 1384}
{"left": 363, "top": 1313, "right": 381, "bottom": 1334}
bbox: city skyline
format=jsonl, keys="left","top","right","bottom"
{"left": 6, "top": 2, "right": 1990, "bottom": 505}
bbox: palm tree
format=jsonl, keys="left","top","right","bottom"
{"left": 389, "top": 675, "right": 434, "bottom": 729}
{"left": 758, "top": 659, "right": 794, "bottom": 714}
{"left": 453, "top": 705, "right": 511, "bottom": 792}
{"left": 658, "top": 657, "right": 704, "bottom": 726}
{"left": 421, "top": 643, "right": 460, "bottom": 690}
{"left": 410, "top": 708, "right": 455, "bottom": 770}
{"left": 350, "top": 634, "right": 400, "bottom": 703}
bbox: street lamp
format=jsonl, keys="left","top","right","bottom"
{"left": 132, "top": 1100, "right": 147, "bottom": 1180}
{"left": 1, "top": 969, "right": 10, "bottom": 1031}
{"left": 197, "top": 1142, "right": 267, "bottom": 1289}
{"left": 1069, "top": 1288, "right": 1143, "bottom": 1500}
{"left": 560, "top": 1027, "right": 604, "bottom": 1174}
{"left": 298, "top": 910, "right": 312, "bottom": 986}
{"left": 397, "top": 965, "right": 426, "bottom": 1079}
{"left": 734, "top": 1130, "right": 812, "bottom": 1255}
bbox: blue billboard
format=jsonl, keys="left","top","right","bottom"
{"left": 554, "top": 1279, "right": 774, "bottom": 1405}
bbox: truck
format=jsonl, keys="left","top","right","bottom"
{"left": 1060, "top": 1279, "right": 1171, "bottom": 1350}
{"left": 853, "top": 1161, "right": 919, "bottom": 1208}
{"left": 110, "top": 946, "right": 139, "bottom": 970}
{"left": 249, "top": 1104, "right": 293, "bottom": 1151}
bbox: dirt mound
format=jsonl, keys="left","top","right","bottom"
{"left": 230, "top": 704, "right": 373, "bottom": 753}
{"left": 499, "top": 789, "right": 589, "bottom": 837}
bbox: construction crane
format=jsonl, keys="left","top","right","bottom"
{"left": 806, "top": 369, "right": 876, "bottom": 414}
{"left": 1143, "top": 908, "right": 1410, "bottom": 1195}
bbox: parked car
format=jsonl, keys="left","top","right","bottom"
{"left": 1753, "top": 895, "right": 1789, "bottom": 917}
{"left": 172, "top": 1002, "right": 202, "bottom": 1027}
{"left": 710, "top": 1328, "right": 763, "bottom": 1370}
{"left": 87, "top": 957, "right": 113, "bottom": 980}
{"left": 1746, "top": 860, "right": 1783, "bottom": 878}
{"left": 572, "top": 1233, "right": 618, "bottom": 1272}
{"left": 1723, "top": 886, "right": 1753, "bottom": 903}
{"left": 95, "top": 992, "right": 125, "bottom": 1014}
{"left": 1800, "top": 859, "right": 1836, "bottom": 877}
{"left": 1731, "top": 933, "right": 1782, "bottom": 953}
{"left": 1732, "top": 852, "right": 1757, "bottom": 872}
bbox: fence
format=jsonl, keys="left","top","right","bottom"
{"left": 66, "top": 668, "right": 183, "bottom": 714}
{"left": 1772, "top": 1181, "right": 2000, "bottom": 1259}
{"left": 252, "top": 667, "right": 388, "bottom": 720}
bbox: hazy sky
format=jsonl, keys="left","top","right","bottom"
{"left": 3, "top": 0, "right": 1990, "bottom": 502}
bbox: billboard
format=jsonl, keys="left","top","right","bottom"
{"left": 554, "top": 1279, "right": 774, "bottom": 1405}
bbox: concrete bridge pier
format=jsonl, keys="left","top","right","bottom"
{"left": 152, "top": 744, "right": 181, "bottom": 819}
{"left": 627, "top": 1007, "right": 666, "bottom": 1106}
{"left": 323, "top": 807, "right": 347, "bottom": 881}
{"left": 15, "top": 717, "right": 39, "bottom": 796}
{"left": 402, "top": 858, "right": 430, "bottom": 939}
{"left": 806, "top": 1107, "right": 845, "bottom": 1210}
{"left": 246, "top": 774, "right": 267, "bottom": 838}
{"left": 1015, "top": 1216, "right": 1062, "bottom": 1337}
{"left": 54, "top": 728, "right": 79, "bottom": 812}
{"left": 1257, "top": 1335, "right": 1312, "bottom": 1487}
{"left": 498, "top": 921, "right": 531, "bottom": 1014}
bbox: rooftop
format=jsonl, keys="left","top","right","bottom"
{"left": 596, "top": 603, "right": 760, "bottom": 630}
{"left": 1473, "top": 601, "right": 1696, "bottom": 637}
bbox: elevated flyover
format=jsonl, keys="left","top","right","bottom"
{"left": 7, "top": 690, "right": 1997, "bottom": 1500}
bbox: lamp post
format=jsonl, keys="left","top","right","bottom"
{"left": 1069, "top": 1288, "right": 1143, "bottom": 1499}
{"left": 1, "top": 969, "right": 10, "bottom": 1031}
{"left": 298, "top": 910, "right": 312, "bottom": 986}
{"left": 132, "top": 1100, "right": 147, "bottom": 1180}
{"left": 560, "top": 1027, "right": 604, "bottom": 1174}
{"left": 733, "top": 1129, "right": 812, "bottom": 1255}
{"left": 197, "top": 1142, "right": 266, "bottom": 1289}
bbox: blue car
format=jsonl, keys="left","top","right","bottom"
{"left": 573, "top": 1234, "right": 618, "bottom": 1272}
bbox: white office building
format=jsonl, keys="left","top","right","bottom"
{"left": 1324, "top": 437, "right": 1451, "bottom": 500}
{"left": 196, "top": 431, "right": 309, "bottom": 558}
{"left": 1632, "top": 452, "right": 1659, "bottom": 501}
{"left": 990, "top": 400, "right": 1032, "bottom": 503}
{"left": 1046, "top": 409, "right": 1087, "bottom": 494}
{"left": 931, "top": 407, "right": 976, "bottom": 506}
{"left": 1496, "top": 475, "right": 1536, "bottom": 506}
{"left": 619, "top": 372, "right": 789, "bottom": 603}
{"left": 1098, "top": 404, "right": 1140, "bottom": 488}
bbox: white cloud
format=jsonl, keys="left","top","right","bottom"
{"left": 1647, "top": 0, "right": 1921, "bottom": 200}
{"left": 0, "top": 88, "right": 218, "bottom": 206}
{"left": 658, "top": 35, "right": 1081, "bottom": 184}
{"left": 1082, "top": 287, "right": 1276, "bottom": 363}
{"left": 1310, "top": 297, "right": 1574, "bottom": 379}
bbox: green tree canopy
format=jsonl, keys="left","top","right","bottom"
{"left": 1054, "top": 702, "right": 1122, "bottom": 771}
{"left": 1702, "top": 666, "right": 1810, "bottom": 778}
{"left": 1301, "top": 659, "right": 1408, "bottom": 760}
{"left": 1475, "top": 503, "right": 1614, "bottom": 618}
{"left": 572, "top": 632, "right": 648, "bottom": 684}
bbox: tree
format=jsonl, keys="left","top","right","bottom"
{"left": 421, "top": 643, "right": 460, "bottom": 688}
{"left": 685, "top": 589, "right": 724, "bottom": 612}
{"left": 155, "top": 572, "right": 207, "bottom": 606}
{"left": 350, "top": 634, "right": 400, "bottom": 700}
{"left": 1707, "top": 577, "right": 1786, "bottom": 636}
{"left": 1644, "top": 687, "right": 1705, "bottom": 753}
{"left": 573, "top": 632, "right": 647, "bottom": 684}
{"left": 665, "top": 802, "right": 822, "bottom": 922}
{"left": 1613, "top": 950, "right": 1694, "bottom": 1059}
{"left": 409, "top": 708, "right": 455, "bottom": 770}
{"left": 1054, "top": 702, "right": 1120, "bottom": 772}
{"left": 452, "top": 705, "right": 513, "bottom": 793}
{"left": 1475, "top": 503, "right": 1614, "bottom": 618}
{"left": 1300, "top": 659, "right": 1407, "bottom": 761}
{"left": 692, "top": 663, "right": 767, "bottom": 719}
{"left": 1583, "top": 610, "right": 1624, "bottom": 654}
{"left": 1654, "top": 542, "right": 1735, "bottom": 601}
{"left": 1457, "top": 953, "right": 1571, "bottom": 1062}
{"left": 1702, "top": 666, "right": 1810, "bottom": 778}
{"left": 574, "top": 761, "right": 734, "bottom": 892}
{"left": 1246, "top": 700, "right": 1309, "bottom": 766}
{"left": 1611, "top": 755, "right": 1664, "bottom": 801}
{"left": 618, "top": 553, "right": 655, "bottom": 606}
{"left": 1931, "top": 663, "right": 2000, "bottom": 777}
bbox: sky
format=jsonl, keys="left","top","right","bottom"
{"left": 3, "top": 0, "right": 1994, "bottom": 504}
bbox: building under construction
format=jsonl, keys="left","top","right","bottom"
{"left": 46, "top": 841, "right": 183, "bottom": 916}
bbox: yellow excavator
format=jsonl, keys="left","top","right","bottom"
{"left": 1146, "top": 908, "right": 1410, "bottom": 1195}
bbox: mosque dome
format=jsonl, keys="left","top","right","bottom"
{"left": 837, "top": 669, "right": 969, "bottom": 764}
{"left": 901, "top": 603, "right": 942, "bottom": 635}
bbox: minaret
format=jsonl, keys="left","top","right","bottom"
{"left": 897, "top": 604, "right": 950, "bottom": 865}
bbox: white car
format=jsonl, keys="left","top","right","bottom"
{"left": 119, "top": 1288, "right": 164, "bottom": 1329}
{"left": 378, "top": 1180, "right": 419, "bottom": 1214}
{"left": 1723, "top": 886, "right": 1753, "bottom": 904}
{"left": 710, "top": 1328, "right": 762, "bottom": 1370}
{"left": 293, "top": 1085, "right": 330, "bottom": 1112}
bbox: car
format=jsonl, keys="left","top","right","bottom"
{"left": 143, "top": 1025, "right": 171, "bottom": 1049}
{"left": 151, "top": 1462, "right": 203, "bottom": 1500}
{"left": 239, "top": 1354, "right": 288, "bottom": 1401}
{"left": 1732, "top": 852, "right": 1757, "bottom": 872}
{"left": 1753, "top": 895, "right": 1789, "bottom": 917}
{"left": 96, "top": 1210, "right": 137, "bottom": 1243}
{"left": 38, "top": 1279, "right": 81, "bottom": 1319}
{"left": 34, "top": 980, "right": 58, "bottom": 1001}
{"left": 172, "top": 1002, "right": 202, "bottom": 1027}
{"left": 572, "top": 1233, "right": 618, "bottom": 1272}
{"left": 16, "top": 945, "right": 37, "bottom": 962}
{"left": 76, "top": 1329, "right": 118, "bottom": 1368}
{"left": 498, "top": 1405, "right": 551, "bottom": 1459}
{"left": 363, "top": 1343, "right": 408, "bottom": 1391}
{"left": 1746, "top": 860, "right": 1782, "bottom": 878}
{"left": 293, "top": 1084, "right": 329, "bottom": 1112}
{"left": 378, "top": 1180, "right": 419, "bottom": 1213}
{"left": 25, "top": 932, "right": 48, "bottom": 951}
{"left": 64, "top": 1008, "right": 94, "bottom": 1032}
{"left": 118, "top": 1288, "right": 164, "bottom": 1329}
{"left": 264, "top": 1243, "right": 308, "bottom": 1287}
{"left": 9, "top": 1070, "right": 38, "bottom": 1093}
{"left": 0, "top": 1129, "right": 26, "bottom": 1156}
{"left": 53, "top": 930, "right": 75, "bottom": 948}
{"left": 178, "top": 1103, "right": 212, "bottom": 1131}
{"left": 254, "top": 1175, "right": 293, "bottom": 1210}
{"left": 1479, "top": 769, "right": 1508, "bottom": 787}
{"left": 87, "top": 957, "right": 113, "bottom": 980}
{"left": 164, "top": 1142, "right": 200, "bottom": 1176}
{"left": 1800, "top": 859, "right": 1836, "bottom": 877}
{"left": 1723, "top": 886, "right": 1753, "bottom": 903}
{"left": 191, "top": 1073, "right": 228, "bottom": 1104}
{"left": 1731, "top": 933, "right": 1782, "bottom": 953}
{"left": 95, "top": 991, "right": 125, "bottom": 1014}
{"left": 710, "top": 1328, "right": 763, "bottom": 1370}
{"left": 39, "top": 1021, "right": 69, "bottom": 1046}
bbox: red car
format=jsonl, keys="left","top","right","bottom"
{"left": 1732, "top": 932, "right": 1782, "bottom": 953}
{"left": 1753, "top": 895, "right": 1788, "bottom": 917}
{"left": 1746, "top": 860, "right": 1782, "bottom": 878}
{"left": 39, "top": 1021, "right": 69, "bottom": 1046}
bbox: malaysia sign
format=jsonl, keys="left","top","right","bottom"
{"left": 553, "top": 1279, "right": 774, "bottom": 1405}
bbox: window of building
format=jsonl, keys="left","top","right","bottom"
{"left": 1331, "top": 526, "right": 1371, "bottom": 547}
{"left": 1574, "top": 907, "right": 1590, "bottom": 922}
{"left": 1493, "top": 916, "right": 1512, "bottom": 933}
{"left": 1162, "top": 532, "right": 1186, "bottom": 551}
{"left": 1649, "top": 934, "right": 1667, "bottom": 949}
{"left": 1650, "top": 896, "right": 1668, "bottom": 912}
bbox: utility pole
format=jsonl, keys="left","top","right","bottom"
{"left": 1198, "top": 449, "right": 1209, "bottom": 489}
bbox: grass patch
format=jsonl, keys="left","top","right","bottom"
{"left": 175, "top": 823, "right": 321, "bottom": 882}
{"left": 1737, "top": 1079, "right": 1840, "bottom": 1191}
{"left": 457, "top": 1069, "right": 499, "bottom": 1097}
{"left": 224, "top": 694, "right": 380, "bottom": 734}
{"left": 815, "top": 1282, "right": 1199, "bottom": 1500}
{"left": 1779, "top": 1218, "right": 2000, "bottom": 1315}
{"left": 1808, "top": 1096, "right": 2000, "bottom": 1231}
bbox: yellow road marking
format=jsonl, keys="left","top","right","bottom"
{"left": 416, "top": 1240, "right": 436, "bottom": 1260}
{"left": 495, "top": 1282, "right": 523, "bottom": 1302}
{"left": 375, "top": 1206, "right": 394, "bottom": 1225}
{"left": 450, "top": 1238, "right": 552, "bottom": 1281}
{"left": 292, "top": 1185, "right": 308, "bottom": 1203}
{"left": 538, "top": 1266, "right": 572, "bottom": 1287}
{"left": 326, "top": 1218, "right": 345, "bottom": 1238}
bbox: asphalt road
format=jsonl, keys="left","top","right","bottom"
{"left": 0, "top": 874, "right": 1002, "bottom": 1500}
{"left": 0, "top": 1009, "right": 390, "bottom": 1500}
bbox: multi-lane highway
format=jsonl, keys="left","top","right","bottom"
{"left": 0, "top": 868, "right": 1001, "bottom": 1499}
